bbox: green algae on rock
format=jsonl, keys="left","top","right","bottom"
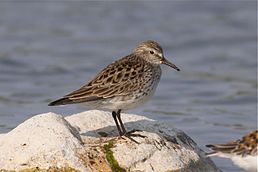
{"left": 104, "top": 141, "right": 126, "bottom": 172}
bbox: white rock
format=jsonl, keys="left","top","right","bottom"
{"left": 0, "top": 110, "right": 221, "bottom": 172}
{"left": 0, "top": 112, "right": 89, "bottom": 171}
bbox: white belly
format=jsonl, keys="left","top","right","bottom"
{"left": 232, "top": 155, "right": 258, "bottom": 172}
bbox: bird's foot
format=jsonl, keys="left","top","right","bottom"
{"left": 120, "top": 129, "right": 147, "bottom": 144}
{"left": 125, "top": 129, "right": 146, "bottom": 138}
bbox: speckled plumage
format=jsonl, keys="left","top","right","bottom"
{"left": 206, "top": 130, "right": 258, "bottom": 172}
{"left": 49, "top": 40, "right": 180, "bottom": 136}
{"left": 55, "top": 54, "right": 162, "bottom": 110}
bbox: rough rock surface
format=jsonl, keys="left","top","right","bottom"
{"left": 0, "top": 110, "right": 221, "bottom": 172}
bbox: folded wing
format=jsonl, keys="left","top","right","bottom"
{"left": 49, "top": 55, "right": 148, "bottom": 106}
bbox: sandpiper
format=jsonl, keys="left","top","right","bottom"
{"left": 49, "top": 40, "right": 180, "bottom": 136}
{"left": 206, "top": 130, "right": 258, "bottom": 172}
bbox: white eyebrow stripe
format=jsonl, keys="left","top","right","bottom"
{"left": 157, "top": 52, "right": 163, "bottom": 57}
{"left": 147, "top": 48, "right": 163, "bottom": 57}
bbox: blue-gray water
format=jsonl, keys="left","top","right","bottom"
{"left": 0, "top": 2, "right": 256, "bottom": 172}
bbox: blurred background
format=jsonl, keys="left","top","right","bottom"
{"left": 0, "top": 1, "right": 256, "bottom": 171}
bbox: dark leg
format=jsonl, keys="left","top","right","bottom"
{"left": 116, "top": 109, "right": 127, "bottom": 135}
{"left": 112, "top": 111, "right": 122, "bottom": 136}
{"left": 116, "top": 110, "right": 146, "bottom": 142}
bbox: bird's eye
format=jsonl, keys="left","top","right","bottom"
{"left": 150, "top": 51, "right": 154, "bottom": 54}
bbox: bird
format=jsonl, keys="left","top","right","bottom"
{"left": 48, "top": 40, "right": 180, "bottom": 136}
{"left": 206, "top": 130, "right": 258, "bottom": 172}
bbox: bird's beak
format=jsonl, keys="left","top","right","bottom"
{"left": 160, "top": 58, "right": 180, "bottom": 71}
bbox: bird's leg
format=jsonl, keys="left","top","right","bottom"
{"left": 112, "top": 111, "right": 123, "bottom": 136}
{"left": 116, "top": 109, "right": 127, "bottom": 135}
{"left": 116, "top": 110, "right": 146, "bottom": 141}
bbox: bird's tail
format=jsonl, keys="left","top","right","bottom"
{"left": 205, "top": 143, "right": 236, "bottom": 156}
{"left": 48, "top": 98, "right": 73, "bottom": 106}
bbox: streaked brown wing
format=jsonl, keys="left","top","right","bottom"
{"left": 206, "top": 130, "right": 258, "bottom": 156}
{"left": 64, "top": 55, "right": 147, "bottom": 102}
{"left": 206, "top": 141, "right": 238, "bottom": 154}
{"left": 233, "top": 130, "right": 258, "bottom": 156}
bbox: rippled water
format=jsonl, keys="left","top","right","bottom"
{"left": 0, "top": 2, "right": 256, "bottom": 172}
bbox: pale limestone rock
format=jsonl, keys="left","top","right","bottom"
{"left": 0, "top": 110, "right": 221, "bottom": 172}
{"left": 0, "top": 112, "right": 89, "bottom": 171}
